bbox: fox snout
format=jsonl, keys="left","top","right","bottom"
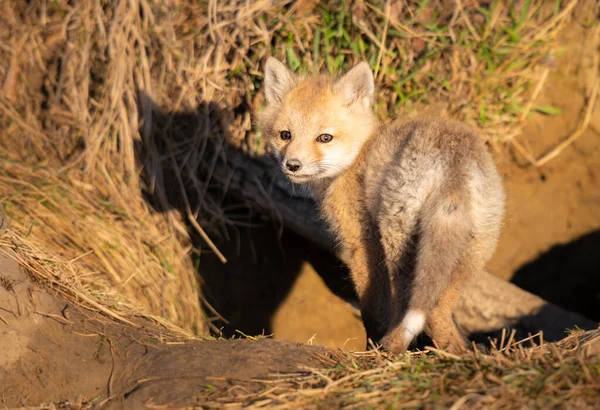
{"left": 260, "top": 57, "right": 378, "bottom": 181}
{"left": 284, "top": 159, "right": 302, "bottom": 172}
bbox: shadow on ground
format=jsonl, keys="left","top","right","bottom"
{"left": 134, "top": 93, "right": 598, "bottom": 349}
{"left": 511, "top": 230, "right": 600, "bottom": 322}
{"left": 0, "top": 251, "right": 329, "bottom": 408}
{"left": 133, "top": 93, "right": 362, "bottom": 343}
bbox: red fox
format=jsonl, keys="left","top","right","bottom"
{"left": 258, "top": 57, "right": 505, "bottom": 353}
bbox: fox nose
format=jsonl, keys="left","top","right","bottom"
{"left": 285, "top": 159, "right": 302, "bottom": 172}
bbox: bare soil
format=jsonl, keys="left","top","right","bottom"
{"left": 0, "top": 254, "right": 333, "bottom": 409}
{"left": 490, "top": 13, "right": 600, "bottom": 321}
{"left": 490, "top": 18, "right": 600, "bottom": 280}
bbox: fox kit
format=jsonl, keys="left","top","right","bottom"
{"left": 258, "top": 57, "right": 505, "bottom": 353}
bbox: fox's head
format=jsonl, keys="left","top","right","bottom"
{"left": 258, "top": 57, "right": 377, "bottom": 183}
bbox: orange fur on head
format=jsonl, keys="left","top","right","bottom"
{"left": 258, "top": 58, "right": 378, "bottom": 183}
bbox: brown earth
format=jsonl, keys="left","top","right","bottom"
{"left": 489, "top": 14, "right": 600, "bottom": 282}
{"left": 488, "top": 12, "right": 600, "bottom": 322}
{"left": 0, "top": 254, "right": 334, "bottom": 409}
{"left": 2, "top": 241, "right": 599, "bottom": 408}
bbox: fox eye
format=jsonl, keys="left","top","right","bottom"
{"left": 280, "top": 131, "right": 291, "bottom": 140}
{"left": 316, "top": 134, "right": 333, "bottom": 143}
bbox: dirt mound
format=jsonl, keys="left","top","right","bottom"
{"left": 1, "top": 254, "right": 111, "bottom": 405}
{"left": 0, "top": 251, "right": 330, "bottom": 408}
{"left": 3, "top": 247, "right": 599, "bottom": 409}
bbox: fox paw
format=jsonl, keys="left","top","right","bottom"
{"left": 380, "top": 310, "right": 426, "bottom": 354}
{"left": 431, "top": 336, "right": 468, "bottom": 355}
{"left": 380, "top": 328, "right": 410, "bottom": 354}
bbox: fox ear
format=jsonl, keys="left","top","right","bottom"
{"left": 334, "top": 62, "right": 374, "bottom": 108}
{"left": 263, "top": 57, "right": 296, "bottom": 105}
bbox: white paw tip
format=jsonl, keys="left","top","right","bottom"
{"left": 402, "top": 310, "right": 426, "bottom": 343}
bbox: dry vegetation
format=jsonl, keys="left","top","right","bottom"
{"left": 0, "top": 228, "right": 195, "bottom": 340}
{"left": 195, "top": 332, "right": 600, "bottom": 409}
{"left": 1, "top": 0, "right": 599, "bottom": 407}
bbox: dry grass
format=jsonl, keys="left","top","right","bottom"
{"left": 0, "top": 227, "right": 196, "bottom": 341}
{"left": 0, "top": 0, "right": 214, "bottom": 334}
{"left": 0, "top": 152, "right": 208, "bottom": 333}
{"left": 0, "top": 0, "right": 584, "bottom": 336}
{"left": 195, "top": 330, "right": 600, "bottom": 409}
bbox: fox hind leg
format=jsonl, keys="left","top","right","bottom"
{"left": 375, "top": 198, "right": 421, "bottom": 352}
{"left": 426, "top": 219, "right": 501, "bottom": 353}
{"left": 425, "top": 262, "right": 470, "bottom": 354}
{"left": 381, "top": 190, "right": 473, "bottom": 354}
